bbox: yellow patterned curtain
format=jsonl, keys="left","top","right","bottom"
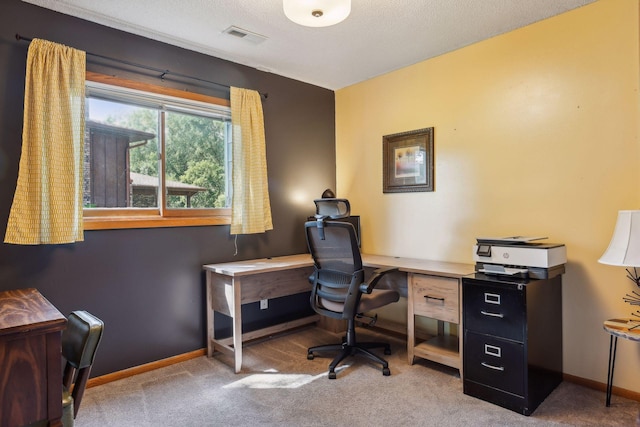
{"left": 4, "top": 39, "right": 86, "bottom": 245}
{"left": 230, "top": 87, "right": 273, "bottom": 235}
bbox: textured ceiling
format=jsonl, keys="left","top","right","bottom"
{"left": 22, "top": 0, "right": 597, "bottom": 90}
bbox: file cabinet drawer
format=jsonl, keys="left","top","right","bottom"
{"left": 464, "top": 331, "right": 525, "bottom": 396}
{"left": 411, "top": 274, "right": 459, "bottom": 323}
{"left": 463, "top": 280, "right": 525, "bottom": 341}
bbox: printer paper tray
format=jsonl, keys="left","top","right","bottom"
{"left": 479, "top": 265, "right": 529, "bottom": 276}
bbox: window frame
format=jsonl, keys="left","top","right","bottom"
{"left": 83, "top": 72, "right": 231, "bottom": 230}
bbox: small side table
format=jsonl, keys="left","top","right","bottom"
{"left": 603, "top": 318, "right": 640, "bottom": 407}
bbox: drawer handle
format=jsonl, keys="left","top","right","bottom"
{"left": 480, "top": 310, "right": 504, "bottom": 318}
{"left": 481, "top": 362, "right": 505, "bottom": 371}
{"left": 424, "top": 295, "right": 445, "bottom": 302}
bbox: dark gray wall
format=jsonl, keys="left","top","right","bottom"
{"left": 0, "top": 1, "right": 336, "bottom": 376}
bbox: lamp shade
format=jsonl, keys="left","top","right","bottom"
{"left": 283, "top": 0, "right": 351, "bottom": 27}
{"left": 599, "top": 210, "right": 640, "bottom": 266}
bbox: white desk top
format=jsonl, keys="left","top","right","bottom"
{"left": 203, "top": 253, "right": 475, "bottom": 279}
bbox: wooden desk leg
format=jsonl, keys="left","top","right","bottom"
{"left": 407, "top": 279, "right": 416, "bottom": 365}
{"left": 206, "top": 272, "right": 214, "bottom": 358}
{"left": 232, "top": 277, "right": 243, "bottom": 373}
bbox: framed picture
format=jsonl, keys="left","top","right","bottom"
{"left": 383, "top": 127, "right": 434, "bottom": 193}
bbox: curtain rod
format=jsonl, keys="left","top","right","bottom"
{"left": 15, "top": 34, "right": 268, "bottom": 99}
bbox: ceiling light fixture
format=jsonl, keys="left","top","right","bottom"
{"left": 283, "top": 0, "right": 351, "bottom": 27}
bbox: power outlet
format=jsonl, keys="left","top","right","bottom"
{"left": 260, "top": 299, "right": 268, "bottom": 310}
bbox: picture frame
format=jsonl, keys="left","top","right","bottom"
{"left": 383, "top": 127, "right": 434, "bottom": 193}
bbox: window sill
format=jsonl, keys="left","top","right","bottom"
{"left": 84, "top": 215, "right": 230, "bottom": 230}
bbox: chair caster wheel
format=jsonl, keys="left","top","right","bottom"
{"left": 382, "top": 367, "right": 391, "bottom": 376}
{"left": 307, "top": 353, "right": 314, "bottom": 360}
{"left": 328, "top": 371, "right": 337, "bottom": 379}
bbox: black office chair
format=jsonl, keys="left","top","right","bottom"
{"left": 61, "top": 310, "right": 104, "bottom": 426}
{"left": 306, "top": 198, "right": 399, "bottom": 379}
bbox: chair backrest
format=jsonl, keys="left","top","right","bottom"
{"left": 62, "top": 310, "right": 104, "bottom": 418}
{"left": 305, "top": 218, "right": 364, "bottom": 320}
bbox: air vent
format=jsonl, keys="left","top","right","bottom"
{"left": 222, "top": 26, "right": 268, "bottom": 44}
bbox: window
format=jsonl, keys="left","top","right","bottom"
{"left": 83, "top": 73, "right": 231, "bottom": 230}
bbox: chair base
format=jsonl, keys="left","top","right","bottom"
{"left": 307, "top": 340, "right": 392, "bottom": 379}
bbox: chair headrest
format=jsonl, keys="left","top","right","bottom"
{"left": 314, "top": 198, "right": 350, "bottom": 219}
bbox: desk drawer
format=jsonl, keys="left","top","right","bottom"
{"left": 411, "top": 274, "right": 459, "bottom": 323}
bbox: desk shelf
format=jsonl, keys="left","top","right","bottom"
{"left": 414, "top": 334, "right": 460, "bottom": 369}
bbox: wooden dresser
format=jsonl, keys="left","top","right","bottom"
{"left": 0, "top": 288, "right": 67, "bottom": 427}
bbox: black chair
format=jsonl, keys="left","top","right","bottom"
{"left": 61, "top": 310, "right": 104, "bottom": 426}
{"left": 306, "top": 198, "right": 399, "bottom": 379}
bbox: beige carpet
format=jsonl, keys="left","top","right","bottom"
{"left": 76, "top": 327, "right": 639, "bottom": 426}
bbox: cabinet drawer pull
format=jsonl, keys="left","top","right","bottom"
{"left": 481, "top": 362, "right": 505, "bottom": 371}
{"left": 480, "top": 310, "right": 504, "bottom": 318}
{"left": 424, "top": 295, "right": 445, "bottom": 302}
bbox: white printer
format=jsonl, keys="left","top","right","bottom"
{"left": 473, "top": 236, "right": 566, "bottom": 279}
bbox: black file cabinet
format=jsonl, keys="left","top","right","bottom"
{"left": 462, "top": 273, "right": 563, "bottom": 416}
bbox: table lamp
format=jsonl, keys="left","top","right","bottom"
{"left": 598, "top": 210, "right": 640, "bottom": 322}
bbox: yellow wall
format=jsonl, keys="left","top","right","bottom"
{"left": 336, "top": 0, "right": 640, "bottom": 393}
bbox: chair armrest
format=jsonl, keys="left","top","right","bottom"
{"left": 359, "top": 267, "right": 399, "bottom": 294}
